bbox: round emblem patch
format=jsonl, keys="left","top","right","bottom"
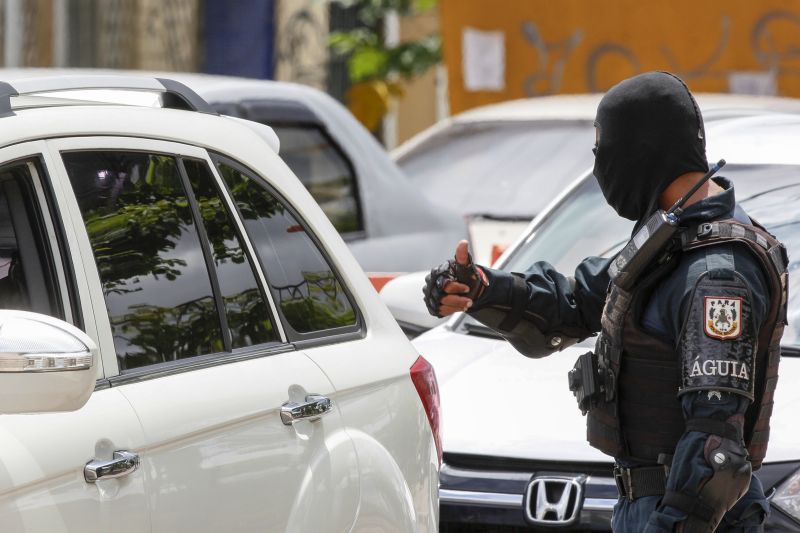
{"left": 704, "top": 296, "right": 742, "bottom": 340}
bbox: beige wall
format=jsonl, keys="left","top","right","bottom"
{"left": 442, "top": 0, "right": 800, "bottom": 114}
{"left": 396, "top": 9, "right": 440, "bottom": 145}
{"left": 273, "top": 0, "right": 329, "bottom": 90}
{"left": 1, "top": 0, "right": 201, "bottom": 71}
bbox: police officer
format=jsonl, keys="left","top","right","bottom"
{"left": 423, "top": 72, "right": 788, "bottom": 532}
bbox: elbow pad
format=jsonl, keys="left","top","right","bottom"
{"left": 469, "top": 305, "right": 584, "bottom": 358}
{"left": 468, "top": 272, "right": 587, "bottom": 358}
{"left": 662, "top": 422, "right": 751, "bottom": 533}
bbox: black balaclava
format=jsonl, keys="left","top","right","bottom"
{"left": 593, "top": 71, "right": 708, "bottom": 222}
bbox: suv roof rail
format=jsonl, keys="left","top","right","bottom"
{"left": 0, "top": 75, "right": 218, "bottom": 116}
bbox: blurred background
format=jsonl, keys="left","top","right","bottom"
{"left": 3, "top": 0, "right": 800, "bottom": 150}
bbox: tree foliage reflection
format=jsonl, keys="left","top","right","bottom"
{"left": 65, "top": 152, "right": 224, "bottom": 369}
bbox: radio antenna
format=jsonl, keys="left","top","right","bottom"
{"left": 667, "top": 159, "right": 726, "bottom": 215}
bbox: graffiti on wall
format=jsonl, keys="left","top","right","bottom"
{"left": 441, "top": 0, "right": 800, "bottom": 113}
{"left": 519, "top": 10, "right": 800, "bottom": 96}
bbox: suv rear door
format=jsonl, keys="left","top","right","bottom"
{"left": 0, "top": 141, "right": 150, "bottom": 533}
{"left": 47, "top": 137, "right": 361, "bottom": 532}
{"left": 210, "top": 155, "right": 439, "bottom": 529}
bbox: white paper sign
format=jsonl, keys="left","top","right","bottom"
{"left": 462, "top": 27, "right": 506, "bottom": 92}
{"left": 728, "top": 71, "right": 777, "bottom": 96}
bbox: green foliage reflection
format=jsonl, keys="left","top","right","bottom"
{"left": 219, "top": 162, "right": 357, "bottom": 333}
{"left": 65, "top": 152, "right": 224, "bottom": 369}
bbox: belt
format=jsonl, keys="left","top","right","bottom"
{"left": 613, "top": 465, "right": 669, "bottom": 501}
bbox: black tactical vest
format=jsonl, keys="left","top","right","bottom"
{"left": 586, "top": 219, "right": 788, "bottom": 469}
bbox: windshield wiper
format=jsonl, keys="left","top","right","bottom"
{"left": 782, "top": 346, "right": 800, "bottom": 358}
{"left": 463, "top": 321, "right": 503, "bottom": 339}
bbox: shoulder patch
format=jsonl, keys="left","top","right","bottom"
{"left": 704, "top": 296, "right": 743, "bottom": 340}
{"left": 679, "top": 276, "right": 756, "bottom": 399}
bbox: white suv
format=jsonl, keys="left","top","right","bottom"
{"left": 0, "top": 75, "right": 440, "bottom": 532}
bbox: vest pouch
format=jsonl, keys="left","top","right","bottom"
{"left": 568, "top": 351, "right": 615, "bottom": 415}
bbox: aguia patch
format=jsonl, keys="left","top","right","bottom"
{"left": 704, "top": 296, "right": 742, "bottom": 340}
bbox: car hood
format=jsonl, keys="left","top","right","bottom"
{"left": 414, "top": 325, "right": 800, "bottom": 464}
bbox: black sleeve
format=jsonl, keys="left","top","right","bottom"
{"left": 471, "top": 255, "right": 612, "bottom": 337}
{"left": 676, "top": 246, "right": 769, "bottom": 399}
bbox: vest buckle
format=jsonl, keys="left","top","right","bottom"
{"left": 697, "top": 222, "right": 713, "bottom": 239}
{"left": 613, "top": 466, "right": 634, "bottom": 501}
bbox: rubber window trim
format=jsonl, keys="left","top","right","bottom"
{"left": 210, "top": 152, "right": 365, "bottom": 343}
{"left": 0, "top": 155, "right": 77, "bottom": 325}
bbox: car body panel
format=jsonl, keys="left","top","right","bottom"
{"left": 0, "top": 389, "right": 149, "bottom": 533}
{"left": 0, "top": 85, "right": 438, "bottom": 531}
{"left": 303, "top": 333, "right": 439, "bottom": 531}
{"left": 116, "top": 351, "right": 360, "bottom": 533}
{"left": 417, "top": 326, "right": 800, "bottom": 464}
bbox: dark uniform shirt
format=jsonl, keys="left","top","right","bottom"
{"left": 472, "top": 178, "right": 770, "bottom": 531}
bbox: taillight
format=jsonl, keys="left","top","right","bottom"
{"left": 410, "top": 355, "right": 442, "bottom": 466}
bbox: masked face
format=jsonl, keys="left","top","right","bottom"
{"left": 592, "top": 72, "right": 708, "bottom": 222}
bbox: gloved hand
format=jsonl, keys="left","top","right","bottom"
{"left": 423, "top": 240, "right": 488, "bottom": 317}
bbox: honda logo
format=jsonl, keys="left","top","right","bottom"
{"left": 524, "top": 476, "right": 584, "bottom": 526}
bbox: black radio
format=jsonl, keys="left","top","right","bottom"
{"left": 608, "top": 159, "right": 726, "bottom": 290}
{"left": 568, "top": 350, "right": 615, "bottom": 415}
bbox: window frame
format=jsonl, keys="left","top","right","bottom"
{"left": 266, "top": 121, "right": 366, "bottom": 241}
{"left": 179, "top": 156, "right": 284, "bottom": 351}
{"left": 0, "top": 156, "right": 73, "bottom": 321}
{"left": 45, "top": 137, "right": 291, "bottom": 384}
{"left": 211, "top": 152, "right": 365, "bottom": 346}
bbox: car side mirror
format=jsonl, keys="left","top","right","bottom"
{"left": 0, "top": 310, "right": 98, "bottom": 413}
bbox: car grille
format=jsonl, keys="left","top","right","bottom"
{"left": 440, "top": 453, "right": 617, "bottom": 531}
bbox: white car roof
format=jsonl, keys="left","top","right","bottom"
{"left": 484, "top": 111, "right": 800, "bottom": 271}
{"left": 705, "top": 112, "right": 800, "bottom": 165}
{"left": 393, "top": 92, "right": 800, "bottom": 161}
{"left": 452, "top": 92, "right": 800, "bottom": 123}
{"left": 0, "top": 69, "right": 469, "bottom": 273}
{"left": 0, "top": 68, "right": 322, "bottom": 102}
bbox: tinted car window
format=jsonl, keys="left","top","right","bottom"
{"left": 0, "top": 160, "right": 62, "bottom": 318}
{"left": 270, "top": 125, "right": 362, "bottom": 235}
{"left": 216, "top": 159, "right": 357, "bottom": 335}
{"left": 63, "top": 151, "right": 224, "bottom": 370}
{"left": 182, "top": 159, "right": 277, "bottom": 348}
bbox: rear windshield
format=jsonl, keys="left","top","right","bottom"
{"left": 398, "top": 121, "right": 595, "bottom": 219}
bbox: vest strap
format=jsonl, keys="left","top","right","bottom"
{"left": 684, "top": 220, "right": 787, "bottom": 275}
{"left": 662, "top": 490, "right": 716, "bottom": 522}
{"left": 685, "top": 418, "right": 742, "bottom": 441}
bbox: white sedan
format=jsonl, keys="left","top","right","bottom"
{"left": 0, "top": 74, "right": 439, "bottom": 532}
{"left": 413, "top": 113, "right": 800, "bottom": 531}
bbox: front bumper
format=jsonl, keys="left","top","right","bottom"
{"left": 439, "top": 454, "right": 800, "bottom": 531}
{"left": 440, "top": 455, "right": 616, "bottom": 531}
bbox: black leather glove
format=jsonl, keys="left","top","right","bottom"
{"left": 422, "top": 253, "right": 487, "bottom": 317}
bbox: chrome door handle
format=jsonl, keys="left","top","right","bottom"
{"left": 281, "top": 394, "right": 332, "bottom": 425}
{"left": 84, "top": 450, "right": 140, "bottom": 483}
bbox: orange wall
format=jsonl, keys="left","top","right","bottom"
{"left": 441, "top": 0, "right": 800, "bottom": 113}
